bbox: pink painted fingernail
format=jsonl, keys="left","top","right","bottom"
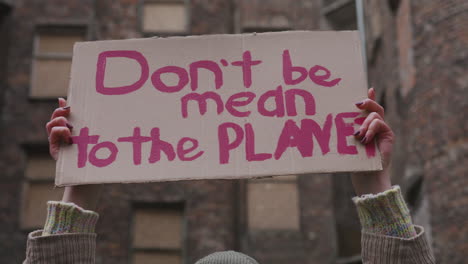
{"left": 361, "top": 136, "right": 367, "bottom": 144}
{"left": 355, "top": 101, "right": 364, "bottom": 106}
{"left": 353, "top": 130, "right": 360, "bottom": 136}
{"left": 62, "top": 106, "right": 70, "bottom": 110}
{"left": 66, "top": 123, "right": 73, "bottom": 129}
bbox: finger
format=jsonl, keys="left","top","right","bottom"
{"left": 58, "top": 98, "right": 67, "bottom": 108}
{"left": 355, "top": 98, "right": 385, "bottom": 117}
{"left": 362, "top": 119, "right": 391, "bottom": 144}
{"left": 49, "top": 127, "right": 72, "bottom": 160}
{"left": 46, "top": 116, "right": 72, "bottom": 136}
{"left": 51, "top": 106, "right": 71, "bottom": 120}
{"left": 354, "top": 112, "right": 383, "bottom": 138}
{"left": 368, "top": 88, "right": 376, "bottom": 101}
{"left": 49, "top": 126, "right": 73, "bottom": 146}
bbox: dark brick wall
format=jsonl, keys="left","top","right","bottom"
{"left": 407, "top": 0, "right": 468, "bottom": 262}
{"left": 0, "top": 1, "right": 239, "bottom": 263}
{"left": 0, "top": 1, "right": 94, "bottom": 263}
{"left": 94, "top": 180, "right": 238, "bottom": 264}
{"left": 1, "top": 0, "right": 466, "bottom": 263}
{"left": 0, "top": 1, "right": 325, "bottom": 263}
{"left": 91, "top": 1, "right": 239, "bottom": 263}
{"left": 0, "top": 1, "right": 12, "bottom": 118}
{"left": 364, "top": 0, "right": 468, "bottom": 263}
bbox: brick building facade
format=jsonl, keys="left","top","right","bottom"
{"left": 0, "top": 0, "right": 466, "bottom": 263}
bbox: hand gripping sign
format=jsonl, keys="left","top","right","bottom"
{"left": 56, "top": 31, "right": 381, "bottom": 186}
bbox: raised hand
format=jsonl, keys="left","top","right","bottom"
{"left": 46, "top": 98, "right": 101, "bottom": 210}
{"left": 351, "top": 88, "right": 394, "bottom": 195}
{"left": 46, "top": 98, "right": 73, "bottom": 160}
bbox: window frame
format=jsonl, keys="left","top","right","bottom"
{"left": 245, "top": 175, "right": 301, "bottom": 232}
{"left": 130, "top": 202, "right": 187, "bottom": 264}
{"left": 321, "top": 0, "right": 357, "bottom": 30}
{"left": 29, "top": 24, "right": 88, "bottom": 100}
{"left": 322, "top": 0, "right": 354, "bottom": 11}
{"left": 19, "top": 148, "right": 63, "bottom": 231}
{"left": 138, "top": 0, "right": 191, "bottom": 37}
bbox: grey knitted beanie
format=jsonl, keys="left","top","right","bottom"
{"left": 195, "top": 251, "right": 259, "bottom": 264}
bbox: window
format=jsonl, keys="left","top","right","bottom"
{"left": 20, "top": 152, "right": 63, "bottom": 229}
{"left": 237, "top": 0, "right": 291, "bottom": 34}
{"left": 322, "top": 0, "right": 357, "bottom": 30}
{"left": 141, "top": 0, "right": 188, "bottom": 34}
{"left": 247, "top": 175, "right": 299, "bottom": 230}
{"left": 388, "top": 0, "right": 402, "bottom": 14}
{"left": 332, "top": 173, "right": 362, "bottom": 262}
{"left": 30, "top": 26, "right": 86, "bottom": 98}
{"left": 131, "top": 205, "right": 184, "bottom": 264}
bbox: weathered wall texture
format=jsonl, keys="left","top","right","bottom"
{"left": 0, "top": 0, "right": 466, "bottom": 263}
{"left": 0, "top": 1, "right": 94, "bottom": 262}
{"left": 407, "top": 0, "right": 468, "bottom": 262}
{"left": 364, "top": 0, "right": 468, "bottom": 262}
{"left": 0, "top": 1, "right": 328, "bottom": 264}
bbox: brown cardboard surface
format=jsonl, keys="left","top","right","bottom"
{"left": 56, "top": 31, "right": 382, "bottom": 186}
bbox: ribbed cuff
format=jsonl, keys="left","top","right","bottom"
{"left": 26, "top": 230, "right": 96, "bottom": 263}
{"left": 42, "top": 201, "right": 99, "bottom": 236}
{"left": 361, "top": 226, "right": 436, "bottom": 263}
{"left": 353, "top": 186, "right": 417, "bottom": 238}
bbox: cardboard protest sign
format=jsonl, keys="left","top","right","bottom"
{"left": 56, "top": 31, "right": 382, "bottom": 186}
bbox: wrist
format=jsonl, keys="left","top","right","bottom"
{"left": 351, "top": 169, "right": 392, "bottom": 196}
{"left": 62, "top": 185, "right": 101, "bottom": 211}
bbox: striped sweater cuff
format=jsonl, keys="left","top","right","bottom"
{"left": 42, "top": 201, "right": 99, "bottom": 236}
{"left": 353, "top": 186, "right": 417, "bottom": 238}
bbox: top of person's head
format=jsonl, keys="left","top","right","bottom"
{"left": 195, "top": 251, "right": 259, "bottom": 264}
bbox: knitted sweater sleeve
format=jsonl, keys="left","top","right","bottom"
{"left": 23, "top": 202, "right": 98, "bottom": 264}
{"left": 354, "top": 186, "right": 436, "bottom": 263}
{"left": 24, "top": 186, "right": 437, "bottom": 263}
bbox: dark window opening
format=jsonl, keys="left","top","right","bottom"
{"left": 388, "top": 0, "right": 402, "bottom": 14}
{"left": 332, "top": 174, "right": 362, "bottom": 260}
{"left": 0, "top": 3, "right": 12, "bottom": 17}
{"left": 406, "top": 176, "right": 423, "bottom": 210}
{"left": 379, "top": 90, "right": 386, "bottom": 111}
{"left": 368, "top": 37, "right": 382, "bottom": 66}
{"left": 323, "top": 0, "right": 357, "bottom": 30}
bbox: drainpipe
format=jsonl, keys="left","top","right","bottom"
{"left": 355, "top": 0, "right": 367, "bottom": 78}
